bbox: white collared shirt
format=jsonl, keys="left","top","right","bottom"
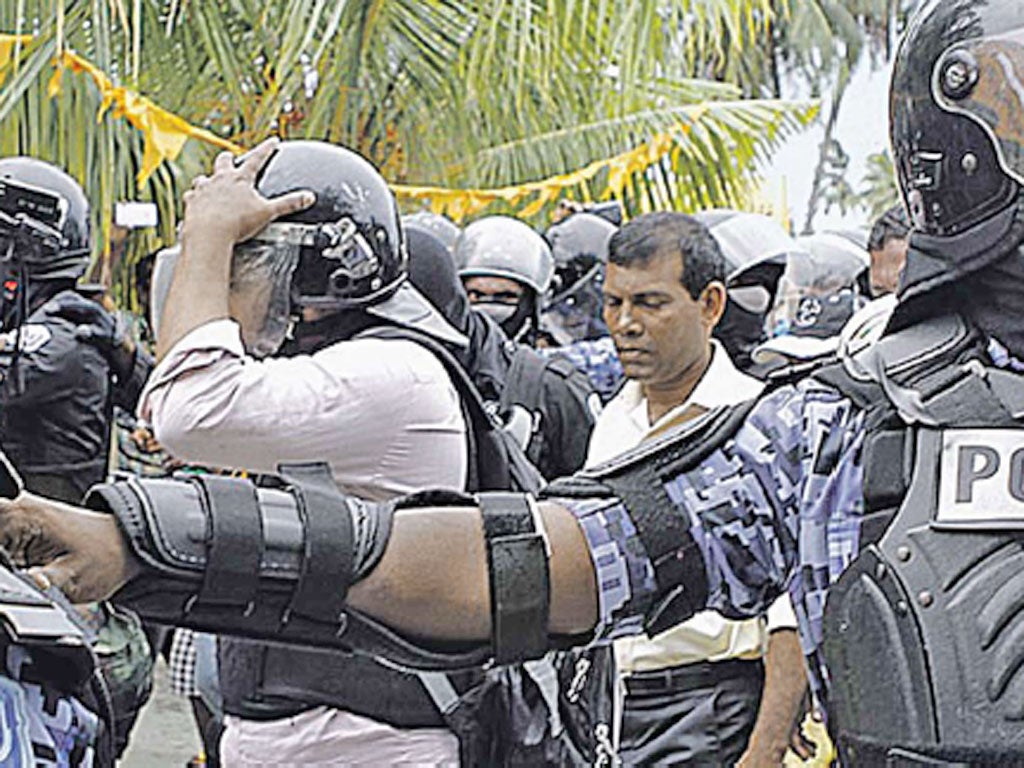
{"left": 586, "top": 340, "right": 795, "bottom": 673}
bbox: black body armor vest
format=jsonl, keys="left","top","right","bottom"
{"left": 817, "top": 314, "right": 1024, "bottom": 766}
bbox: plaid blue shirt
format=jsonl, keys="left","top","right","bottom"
{"left": 561, "top": 375, "right": 867, "bottom": 707}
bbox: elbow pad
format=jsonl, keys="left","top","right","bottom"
{"left": 86, "top": 464, "right": 491, "bottom": 672}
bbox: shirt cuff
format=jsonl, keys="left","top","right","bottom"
{"left": 766, "top": 594, "right": 798, "bottom": 632}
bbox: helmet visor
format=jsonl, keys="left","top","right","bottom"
{"left": 768, "top": 251, "right": 866, "bottom": 338}
{"left": 229, "top": 240, "right": 299, "bottom": 358}
{"left": 934, "top": 29, "right": 1024, "bottom": 187}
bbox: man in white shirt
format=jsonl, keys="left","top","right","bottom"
{"left": 143, "top": 139, "right": 470, "bottom": 766}
{"left": 588, "top": 212, "right": 807, "bottom": 766}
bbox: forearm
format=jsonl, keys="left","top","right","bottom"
{"left": 156, "top": 227, "right": 233, "bottom": 360}
{"left": 739, "top": 628, "right": 807, "bottom": 766}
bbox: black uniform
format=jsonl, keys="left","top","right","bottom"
{"left": 0, "top": 290, "right": 150, "bottom": 503}
{"left": 407, "top": 223, "right": 600, "bottom": 480}
{"left": 500, "top": 345, "right": 599, "bottom": 478}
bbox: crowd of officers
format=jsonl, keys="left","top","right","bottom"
{"left": 0, "top": 1, "right": 1021, "bottom": 765}
{"left": 0, "top": 144, "right": 908, "bottom": 767}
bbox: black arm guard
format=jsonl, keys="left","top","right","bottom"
{"left": 88, "top": 466, "right": 560, "bottom": 670}
{"left": 87, "top": 463, "right": 495, "bottom": 671}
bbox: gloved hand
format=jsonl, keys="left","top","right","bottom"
{"left": 47, "top": 291, "right": 136, "bottom": 381}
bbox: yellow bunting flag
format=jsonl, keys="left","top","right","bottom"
{"left": 0, "top": 34, "right": 33, "bottom": 83}
{"left": 14, "top": 36, "right": 784, "bottom": 218}
{"left": 48, "top": 50, "right": 241, "bottom": 186}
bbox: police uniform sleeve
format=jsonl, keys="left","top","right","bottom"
{"left": 551, "top": 381, "right": 866, "bottom": 641}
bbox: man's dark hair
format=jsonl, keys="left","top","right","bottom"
{"left": 868, "top": 204, "right": 911, "bottom": 252}
{"left": 608, "top": 212, "right": 726, "bottom": 299}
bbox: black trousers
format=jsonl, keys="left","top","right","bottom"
{"left": 619, "top": 659, "right": 765, "bottom": 767}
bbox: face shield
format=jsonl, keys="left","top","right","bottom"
{"left": 228, "top": 239, "right": 300, "bottom": 358}
{"left": 543, "top": 259, "right": 607, "bottom": 344}
{"left": 767, "top": 250, "right": 867, "bottom": 340}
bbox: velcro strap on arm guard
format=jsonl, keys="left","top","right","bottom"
{"left": 193, "top": 475, "right": 263, "bottom": 611}
{"left": 478, "top": 492, "right": 550, "bottom": 664}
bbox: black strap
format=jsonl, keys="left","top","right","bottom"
{"left": 478, "top": 492, "right": 550, "bottom": 664}
{"left": 277, "top": 463, "right": 354, "bottom": 626}
{"left": 502, "top": 348, "right": 547, "bottom": 416}
{"left": 193, "top": 475, "right": 263, "bottom": 610}
{"left": 357, "top": 324, "right": 528, "bottom": 492}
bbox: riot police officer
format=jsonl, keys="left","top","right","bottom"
{"left": 693, "top": 209, "right": 799, "bottom": 375}
{"left": 407, "top": 222, "right": 600, "bottom": 479}
{"left": 11, "top": 4, "right": 1024, "bottom": 764}
{"left": 0, "top": 158, "right": 151, "bottom": 503}
{"left": 455, "top": 215, "right": 554, "bottom": 345}
{"left": 449, "top": 215, "right": 600, "bottom": 477}
{"left": 538, "top": 212, "right": 626, "bottom": 402}
{"left": 0, "top": 158, "right": 154, "bottom": 757}
{"left": 541, "top": 212, "right": 615, "bottom": 346}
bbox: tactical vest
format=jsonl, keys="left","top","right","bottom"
{"left": 568, "top": 312, "right": 1024, "bottom": 766}
{"left": 219, "top": 326, "right": 541, "bottom": 729}
{"left": 814, "top": 314, "right": 1024, "bottom": 766}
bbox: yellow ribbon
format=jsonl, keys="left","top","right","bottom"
{"left": 0, "top": 34, "right": 33, "bottom": 83}
{"left": 17, "top": 37, "right": 774, "bottom": 217}
{"left": 391, "top": 110, "right": 706, "bottom": 221}
{"left": 47, "top": 50, "right": 241, "bottom": 186}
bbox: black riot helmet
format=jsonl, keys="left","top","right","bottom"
{"left": 890, "top": 1, "right": 1024, "bottom": 301}
{"left": 231, "top": 140, "right": 464, "bottom": 357}
{"left": 0, "top": 157, "right": 91, "bottom": 282}
{"left": 401, "top": 211, "right": 461, "bottom": 256}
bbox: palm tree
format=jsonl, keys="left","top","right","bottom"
{"left": 856, "top": 149, "right": 900, "bottom": 222}
{"left": 0, "top": 0, "right": 816, "bottom": 292}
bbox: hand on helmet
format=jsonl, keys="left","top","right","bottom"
{"left": 0, "top": 491, "right": 140, "bottom": 604}
{"left": 182, "top": 137, "right": 316, "bottom": 248}
{"left": 48, "top": 291, "right": 136, "bottom": 380}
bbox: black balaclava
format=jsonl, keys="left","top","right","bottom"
{"left": 406, "top": 225, "right": 513, "bottom": 401}
{"left": 714, "top": 298, "right": 767, "bottom": 373}
{"left": 473, "top": 292, "right": 536, "bottom": 345}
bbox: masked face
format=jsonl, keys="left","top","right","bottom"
{"left": 463, "top": 275, "right": 533, "bottom": 339}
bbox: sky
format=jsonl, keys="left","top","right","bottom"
{"left": 762, "top": 49, "right": 896, "bottom": 235}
